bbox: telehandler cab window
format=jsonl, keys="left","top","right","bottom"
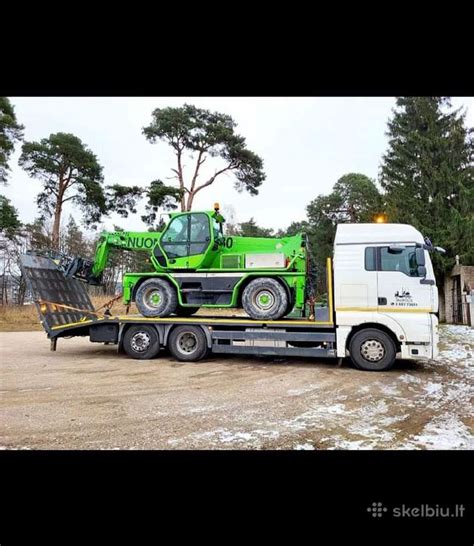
{"left": 213, "top": 218, "right": 221, "bottom": 240}
{"left": 189, "top": 213, "right": 211, "bottom": 256}
{"left": 161, "top": 215, "right": 188, "bottom": 258}
{"left": 161, "top": 213, "right": 211, "bottom": 258}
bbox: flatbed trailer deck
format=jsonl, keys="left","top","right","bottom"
{"left": 20, "top": 253, "right": 337, "bottom": 363}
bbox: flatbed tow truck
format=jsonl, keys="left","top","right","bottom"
{"left": 20, "top": 223, "right": 444, "bottom": 371}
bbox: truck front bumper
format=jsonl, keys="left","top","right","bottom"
{"left": 399, "top": 314, "right": 439, "bottom": 360}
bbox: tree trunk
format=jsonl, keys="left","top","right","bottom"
{"left": 17, "top": 275, "right": 26, "bottom": 305}
{"left": 52, "top": 200, "right": 62, "bottom": 249}
{"left": 186, "top": 192, "right": 194, "bottom": 211}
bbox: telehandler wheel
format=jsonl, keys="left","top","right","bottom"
{"left": 175, "top": 306, "right": 200, "bottom": 317}
{"left": 349, "top": 328, "right": 397, "bottom": 371}
{"left": 135, "top": 278, "right": 177, "bottom": 318}
{"left": 168, "top": 325, "right": 209, "bottom": 362}
{"left": 123, "top": 325, "right": 160, "bottom": 359}
{"left": 242, "top": 278, "right": 288, "bottom": 321}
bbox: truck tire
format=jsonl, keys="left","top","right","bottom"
{"left": 242, "top": 278, "right": 288, "bottom": 320}
{"left": 349, "top": 328, "right": 396, "bottom": 371}
{"left": 123, "top": 325, "right": 160, "bottom": 359}
{"left": 175, "top": 306, "right": 200, "bottom": 317}
{"left": 168, "top": 325, "right": 208, "bottom": 362}
{"left": 135, "top": 278, "right": 177, "bottom": 318}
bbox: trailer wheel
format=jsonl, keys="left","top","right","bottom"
{"left": 349, "top": 328, "right": 396, "bottom": 371}
{"left": 175, "top": 306, "right": 200, "bottom": 317}
{"left": 242, "top": 278, "right": 288, "bottom": 320}
{"left": 123, "top": 325, "right": 160, "bottom": 360}
{"left": 135, "top": 278, "right": 177, "bottom": 317}
{"left": 168, "top": 325, "right": 208, "bottom": 362}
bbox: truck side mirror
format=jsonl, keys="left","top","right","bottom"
{"left": 417, "top": 265, "right": 427, "bottom": 277}
{"left": 415, "top": 247, "right": 425, "bottom": 266}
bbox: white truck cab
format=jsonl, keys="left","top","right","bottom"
{"left": 333, "top": 223, "right": 440, "bottom": 370}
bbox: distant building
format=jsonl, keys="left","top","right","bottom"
{"left": 440, "top": 259, "right": 474, "bottom": 326}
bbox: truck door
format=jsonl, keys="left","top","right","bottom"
{"left": 334, "top": 244, "right": 378, "bottom": 311}
{"left": 375, "top": 245, "right": 433, "bottom": 313}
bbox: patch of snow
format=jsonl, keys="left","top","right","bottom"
{"left": 378, "top": 383, "right": 401, "bottom": 396}
{"left": 399, "top": 374, "right": 423, "bottom": 385}
{"left": 439, "top": 348, "right": 472, "bottom": 362}
{"left": 347, "top": 423, "right": 395, "bottom": 443}
{"left": 287, "top": 384, "right": 319, "bottom": 396}
{"left": 197, "top": 429, "right": 254, "bottom": 443}
{"left": 401, "top": 414, "right": 474, "bottom": 450}
{"left": 442, "top": 325, "right": 474, "bottom": 338}
{"left": 423, "top": 382, "right": 443, "bottom": 396}
{"left": 181, "top": 427, "right": 281, "bottom": 447}
{"left": 187, "top": 405, "right": 223, "bottom": 414}
{"left": 295, "top": 443, "right": 315, "bottom": 450}
{"left": 327, "top": 439, "right": 370, "bottom": 450}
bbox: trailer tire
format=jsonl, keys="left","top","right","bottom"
{"left": 123, "top": 325, "right": 160, "bottom": 360}
{"left": 349, "top": 328, "right": 396, "bottom": 371}
{"left": 242, "top": 278, "right": 288, "bottom": 320}
{"left": 168, "top": 325, "right": 208, "bottom": 362}
{"left": 135, "top": 278, "right": 177, "bottom": 317}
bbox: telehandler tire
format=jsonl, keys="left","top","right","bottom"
{"left": 135, "top": 278, "right": 177, "bottom": 318}
{"left": 242, "top": 277, "right": 288, "bottom": 321}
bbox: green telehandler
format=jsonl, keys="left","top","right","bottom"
{"left": 62, "top": 204, "right": 310, "bottom": 321}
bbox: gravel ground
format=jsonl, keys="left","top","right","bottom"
{"left": 1, "top": 324, "right": 473, "bottom": 450}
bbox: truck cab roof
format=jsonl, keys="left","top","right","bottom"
{"left": 334, "top": 223, "right": 425, "bottom": 245}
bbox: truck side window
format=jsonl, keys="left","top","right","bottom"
{"left": 365, "top": 247, "right": 376, "bottom": 271}
{"left": 380, "top": 247, "right": 419, "bottom": 276}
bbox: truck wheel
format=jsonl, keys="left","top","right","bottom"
{"left": 123, "top": 325, "right": 160, "bottom": 360}
{"left": 175, "top": 306, "right": 200, "bottom": 317}
{"left": 168, "top": 325, "right": 208, "bottom": 362}
{"left": 349, "top": 328, "right": 396, "bottom": 371}
{"left": 242, "top": 278, "right": 288, "bottom": 320}
{"left": 135, "top": 278, "right": 177, "bottom": 317}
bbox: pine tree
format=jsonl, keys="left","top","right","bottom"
{"left": 0, "top": 195, "right": 20, "bottom": 238}
{"left": 306, "top": 173, "right": 383, "bottom": 293}
{"left": 380, "top": 97, "right": 474, "bottom": 282}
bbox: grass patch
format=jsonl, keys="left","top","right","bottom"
{"left": 0, "top": 296, "right": 244, "bottom": 332}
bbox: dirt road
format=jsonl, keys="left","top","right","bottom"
{"left": 1, "top": 325, "right": 473, "bottom": 450}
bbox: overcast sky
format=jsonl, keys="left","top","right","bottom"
{"left": 3, "top": 97, "right": 473, "bottom": 234}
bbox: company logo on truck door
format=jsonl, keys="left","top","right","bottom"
{"left": 391, "top": 288, "right": 418, "bottom": 307}
{"left": 126, "top": 237, "right": 155, "bottom": 249}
